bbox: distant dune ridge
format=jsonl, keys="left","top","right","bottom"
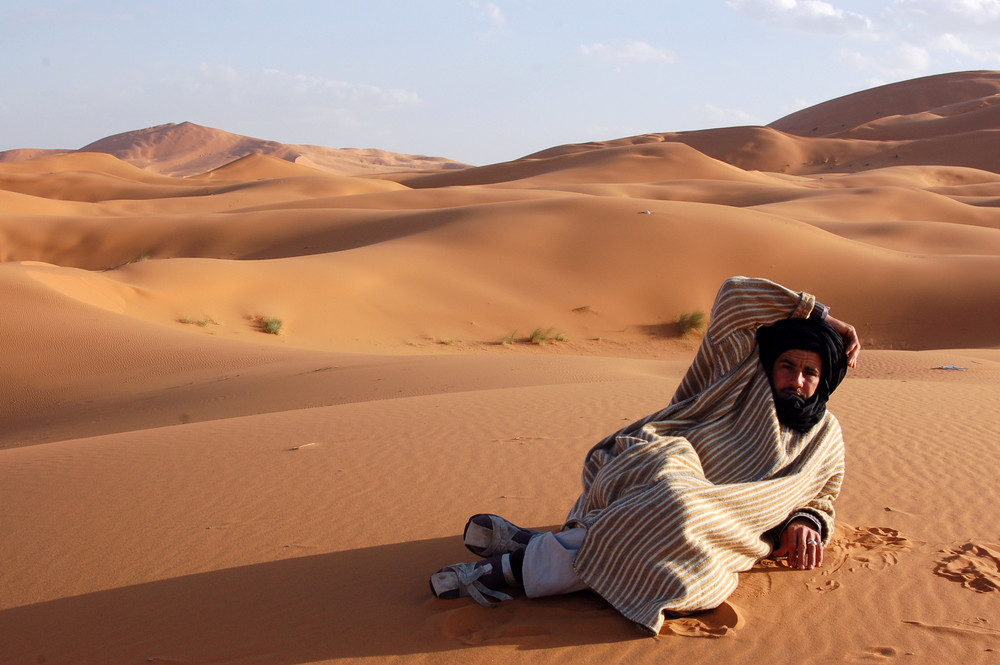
{"left": 1, "top": 71, "right": 999, "bottom": 664}
{"left": 0, "top": 120, "right": 470, "bottom": 177}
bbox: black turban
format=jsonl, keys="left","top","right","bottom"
{"left": 756, "top": 317, "right": 848, "bottom": 432}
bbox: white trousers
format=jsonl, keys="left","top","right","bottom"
{"left": 522, "top": 527, "right": 589, "bottom": 597}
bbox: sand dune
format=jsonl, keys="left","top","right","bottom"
{"left": 0, "top": 121, "right": 471, "bottom": 178}
{"left": 769, "top": 70, "right": 1000, "bottom": 138}
{"left": 77, "top": 121, "right": 471, "bottom": 177}
{"left": 1, "top": 71, "right": 999, "bottom": 665}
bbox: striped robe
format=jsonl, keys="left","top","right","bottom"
{"left": 564, "top": 277, "right": 845, "bottom": 634}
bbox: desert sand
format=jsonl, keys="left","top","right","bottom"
{"left": 1, "top": 70, "right": 999, "bottom": 664}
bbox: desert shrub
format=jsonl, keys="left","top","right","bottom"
{"left": 678, "top": 311, "right": 706, "bottom": 337}
{"left": 528, "top": 328, "right": 567, "bottom": 344}
{"left": 180, "top": 317, "right": 221, "bottom": 327}
{"left": 253, "top": 316, "right": 284, "bottom": 335}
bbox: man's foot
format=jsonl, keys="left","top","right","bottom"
{"left": 463, "top": 514, "right": 542, "bottom": 558}
{"left": 429, "top": 553, "right": 519, "bottom": 607}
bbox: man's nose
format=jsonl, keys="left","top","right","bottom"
{"left": 793, "top": 372, "right": 805, "bottom": 387}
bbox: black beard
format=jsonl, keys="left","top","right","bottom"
{"left": 773, "top": 394, "right": 812, "bottom": 432}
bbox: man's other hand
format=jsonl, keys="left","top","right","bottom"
{"left": 773, "top": 517, "right": 824, "bottom": 570}
{"left": 826, "top": 315, "right": 861, "bottom": 368}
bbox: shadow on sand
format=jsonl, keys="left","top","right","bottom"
{"left": 1, "top": 535, "right": 643, "bottom": 664}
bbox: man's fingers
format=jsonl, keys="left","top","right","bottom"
{"left": 794, "top": 535, "right": 825, "bottom": 570}
{"left": 776, "top": 522, "right": 825, "bottom": 569}
{"left": 845, "top": 329, "right": 860, "bottom": 368}
{"left": 827, "top": 315, "right": 861, "bottom": 369}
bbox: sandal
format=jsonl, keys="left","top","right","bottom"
{"left": 463, "top": 514, "right": 542, "bottom": 558}
{"left": 429, "top": 555, "right": 517, "bottom": 607}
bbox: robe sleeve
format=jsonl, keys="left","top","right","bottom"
{"left": 765, "top": 416, "right": 845, "bottom": 548}
{"left": 670, "top": 276, "right": 818, "bottom": 405}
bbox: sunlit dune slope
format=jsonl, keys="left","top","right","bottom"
{"left": 2, "top": 71, "right": 998, "bottom": 357}
{"left": 76, "top": 121, "right": 471, "bottom": 176}
{"left": 770, "top": 70, "right": 1000, "bottom": 138}
{"left": 0, "top": 70, "right": 998, "bottom": 451}
{"left": 2, "top": 71, "right": 1000, "bottom": 665}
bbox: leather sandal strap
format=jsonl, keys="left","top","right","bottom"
{"left": 500, "top": 553, "right": 518, "bottom": 587}
{"left": 454, "top": 562, "right": 513, "bottom": 607}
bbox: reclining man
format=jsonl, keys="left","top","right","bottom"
{"left": 430, "top": 276, "right": 861, "bottom": 635}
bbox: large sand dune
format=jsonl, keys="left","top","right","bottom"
{"left": 1, "top": 71, "right": 998, "bottom": 665}
{"left": 0, "top": 121, "right": 470, "bottom": 178}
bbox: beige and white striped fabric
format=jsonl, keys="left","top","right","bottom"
{"left": 564, "top": 277, "right": 845, "bottom": 634}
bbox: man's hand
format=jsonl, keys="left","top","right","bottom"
{"left": 825, "top": 315, "right": 860, "bottom": 368}
{"left": 773, "top": 517, "right": 824, "bottom": 570}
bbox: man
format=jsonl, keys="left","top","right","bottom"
{"left": 430, "top": 276, "right": 861, "bottom": 635}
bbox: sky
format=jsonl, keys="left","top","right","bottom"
{"left": 3, "top": 0, "right": 1000, "bottom": 166}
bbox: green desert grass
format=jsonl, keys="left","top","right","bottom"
{"left": 678, "top": 311, "right": 706, "bottom": 337}
{"left": 498, "top": 328, "right": 567, "bottom": 346}
{"left": 528, "top": 327, "right": 568, "bottom": 345}
{"left": 251, "top": 315, "right": 284, "bottom": 335}
{"left": 179, "top": 316, "right": 223, "bottom": 327}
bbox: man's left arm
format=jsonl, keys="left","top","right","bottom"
{"left": 772, "top": 466, "right": 842, "bottom": 569}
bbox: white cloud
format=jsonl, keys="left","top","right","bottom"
{"left": 193, "top": 65, "right": 422, "bottom": 107}
{"left": 484, "top": 2, "right": 506, "bottom": 26}
{"left": 839, "top": 50, "right": 873, "bottom": 70}
{"left": 933, "top": 32, "right": 1000, "bottom": 60}
{"left": 727, "top": 0, "right": 875, "bottom": 37}
{"left": 580, "top": 41, "right": 677, "bottom": 65}
{"left": 893, "top": 0, "right": 1000, "bottom": 27}
{"left": 694, "top": 104, "right": 761, "bottom": 127}
{"left": 884, "top": 42, "right": 933, "bottom": 74}
{"left": 199, "top": 63, "right": 238, "bottom": 83}
{"left": 839, "top": 43, "right": 931, "bottom": 77}
{"left": 886, "top": 0, "right": 1000, "bottom": 41}
{"left": 470, "top": 1, "right": 505, "bottom": 27}
{"left": 732, "top": 0, "right": 1000, "bottom": 76}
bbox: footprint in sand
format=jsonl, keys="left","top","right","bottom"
{"left": 429, "top": 594, "right": 620, "bottom": 646}
{"left": 904, "top": 616, "right": 1000, "bottom": 639}
{"left": 807, "top": 578, "right": 842, "bottom": 593}
{"left": 661, "top": 601, "right": 744, "bottom": 638}
{"left": 804, "top": 524, "right": 917, "bottom": 592}
{"left": 836, "top": 644, "right": 912, "bottom": 662}
{"left": 731, "top": 565, "right": 773, "bottom": 599}
{"left": 436, "top": 603, "right": 551, "bottom": 645}
{"left": 933, "top": 541, "right": 1000, "bottom": 593}
{"left": 825, "top": 525, "right": 916, "bottom": 572}
{"left": 862, "top": 645, "right": 899, "bottom": 658}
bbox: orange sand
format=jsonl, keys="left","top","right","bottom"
{"left": 1, "top": 70, "right": 999, "bottom": 664}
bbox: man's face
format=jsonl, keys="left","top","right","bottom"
{"left": 771, "top": 349, "right": 822, "bottom": 401}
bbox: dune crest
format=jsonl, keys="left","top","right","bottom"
{"left": 770, "top": 70, "right": 1000, "bottom": 139}
{"left": 0, "top": 121, "right": 471, "bottom": 177}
